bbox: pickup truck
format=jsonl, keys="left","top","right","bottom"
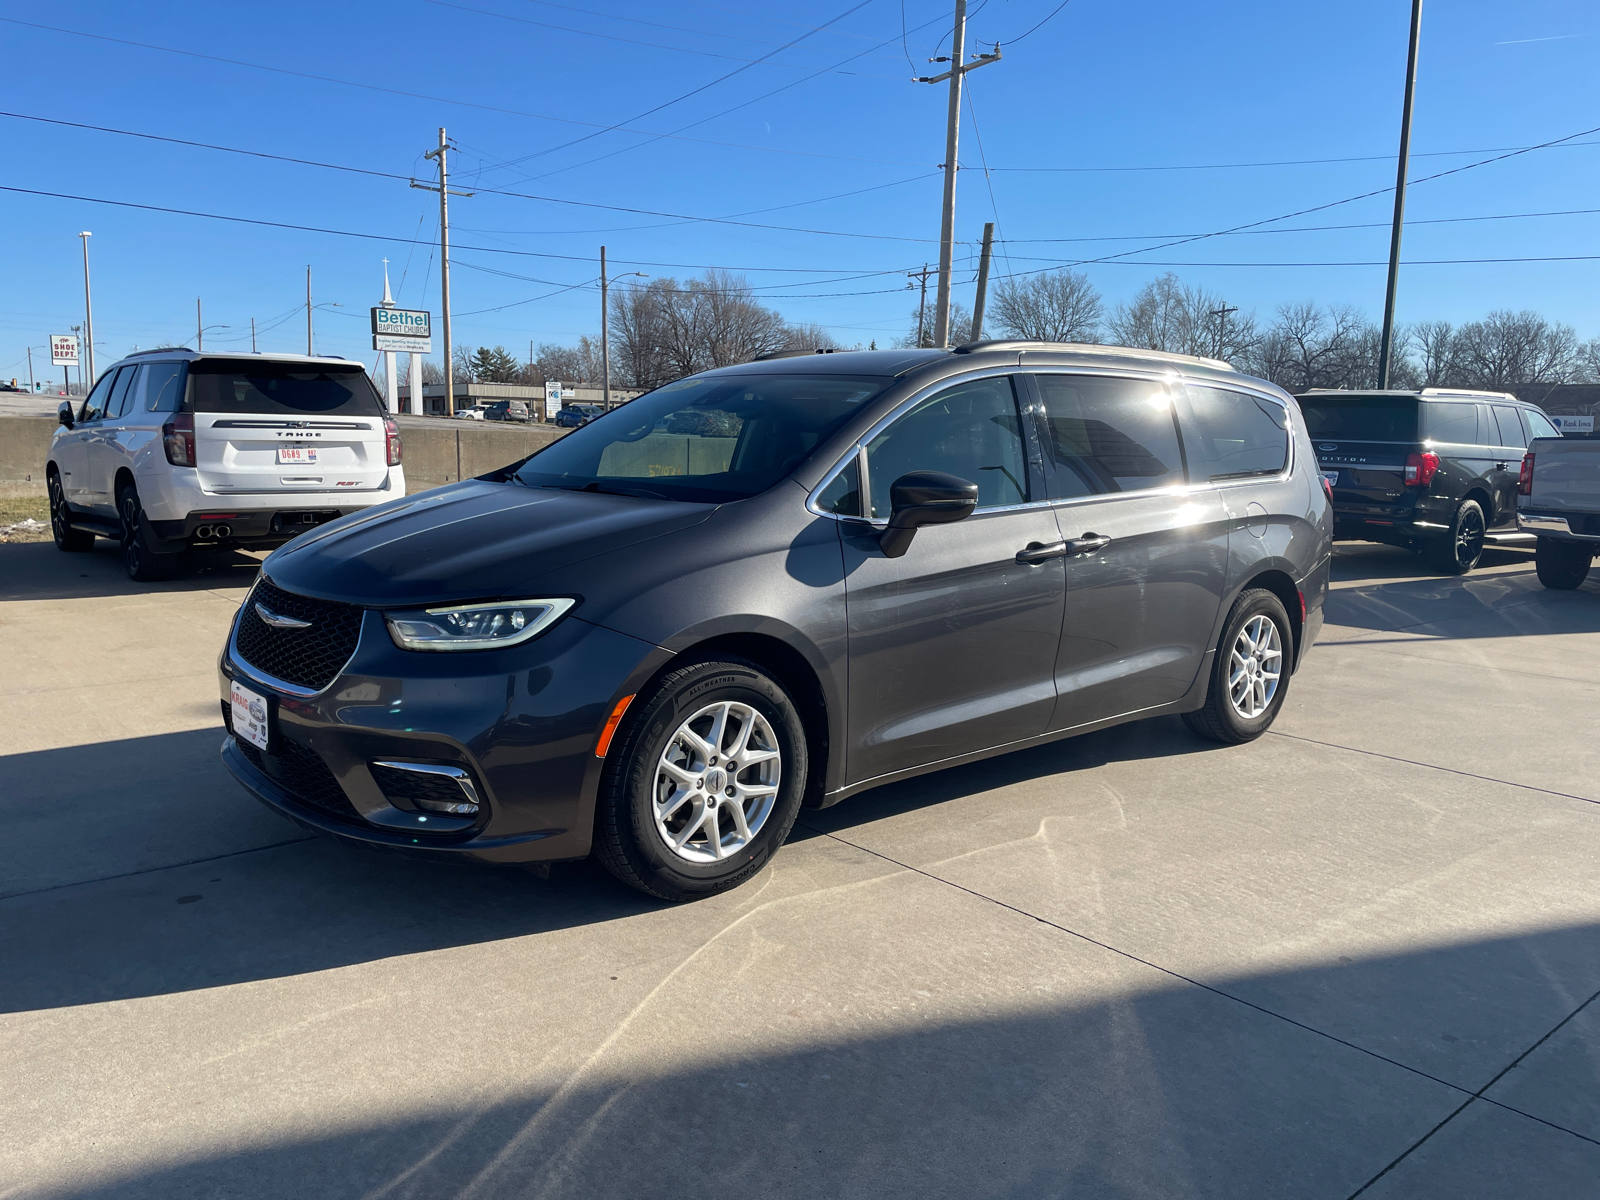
{"left": 1518, "top": 437, "right": 1600, "bottom": 590}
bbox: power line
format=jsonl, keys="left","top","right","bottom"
{"left": 0, "top": 16, "right": 922, "bottom": 170}
{"left": 977, "top": 140, "right": 1600, "bottom": 173}
{"left": 983, "top": 0, "right": 1072, "bottom": 47}
{"left": 516, "top": 0, "right": 903, "bottom": 55}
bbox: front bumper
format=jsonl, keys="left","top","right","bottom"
{"left": 219, "top": 601, "right": 665, "bottom": 863}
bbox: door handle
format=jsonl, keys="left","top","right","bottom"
{"left": 1065, "top": 533, "right": 1112, "bottom": 555}
{"left": 1016, "top": 540, "right": 1068, "bottom": 564}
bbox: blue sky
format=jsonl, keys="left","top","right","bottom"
{"left": 3, "top": 0, "right": 1598, "bottom": 383}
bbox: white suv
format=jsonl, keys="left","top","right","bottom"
{"left": 47, "top": 349, "right": 406, "bottom": 580}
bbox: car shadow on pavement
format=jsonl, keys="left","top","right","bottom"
{"left": 0, "top": 540, "right": 264, "bottom": 602}
{"left": 24, "top": 922, "right": 1600, "bottom": 1199}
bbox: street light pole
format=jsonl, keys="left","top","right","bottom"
{"left": 79, "top": 232, "right": 95, "bottom": 385}
{"left": 1377, "top": 0, "right": 1424, "bottom": 389}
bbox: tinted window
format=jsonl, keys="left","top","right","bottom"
{"left": 1527, "top": 409, "right": 1561, "bottom": 439}
{"left": 1035, "top": 374, "right": 1183, "bottom": 494}
{"left": 137, "top": 362, "right": 188, "bottom": 413}
{"left": 1297, "top": 395, "right": 1417, "bottom": 441}
{"left": 1184, "top": 386, "right": 1290, "bottom": 480}
{"left": 79, "top": 369, "right": 120, "bottom": 423}
{"left": 864, "top": 376, "right": 1028, "bottom": 517}
{"left": 1425, "top": 402, "right": 1480, "bottom": 444}
{"left": 514, "top": 373, "right": 889, "bottom": 503}
{"left": 106, "top": 367, "right": 138, "bottom": 419}
{"left": 817, "top": 453, "right": 862, "bottom": 517}
{"left": 188, "top": 359, "right": 385, "bottom": 417}
{"left": 1491, "top": 405, "right": 1527, "bottom": 448}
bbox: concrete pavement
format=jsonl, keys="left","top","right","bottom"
{"left": 3, "top": 538, "right": 1599, "bottom": 1198}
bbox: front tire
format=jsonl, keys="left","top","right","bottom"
{"left": 1429, "top": 499, "right": 1486, "bottom": 575}
{"left": 1183, "top": 588, "right": 1293, "bottom": 745}
{"left": 1535, "top": 538, "right": 1593, "bottom": 590}
{"left": 595, "top": 657, "right": 808, "bottom": 902}
{"left": 49, "top": 472, "right": 95, "bottom": 552}
{"left": 117, "top": 484, "right": 182, "bottom": 582}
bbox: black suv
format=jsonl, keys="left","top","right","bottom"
{"left": 1298, "top": 388, "right": 1563, "bottom": 573}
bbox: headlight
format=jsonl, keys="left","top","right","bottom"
{"left": 384, "top": 598, "right": 575, "bottom": 652}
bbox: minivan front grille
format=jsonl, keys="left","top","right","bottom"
{"left": 236, "top": 737, "right": 364, "bottom": 825}
{"left": 235, "top": 577, "right": 363, "bottom": 691}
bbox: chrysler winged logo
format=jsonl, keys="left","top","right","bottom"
{"left": 255, "top": 603, "right": 312, "bottom": 630}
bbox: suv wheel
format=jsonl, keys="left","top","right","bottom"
{"left": 49, "top": 473, "right": 95, "bottom": 552}
{"left": 1182, "top": 588, "right": 1293, "bottom": 745}
{"left": 595, "top": 657, "right": 807, "bottom": 902}
{"left": 1429, "top": 499, "right": 1485, "bottom": 575}
{"left": 117, "top": 484, "right": 182, "bottom": 582}
{"left": 1535, "top": 538, "right": 1593, "bottom": 590}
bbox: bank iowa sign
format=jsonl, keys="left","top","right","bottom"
{"left": 371, "top": 307, "right": 432, "bottom": 353}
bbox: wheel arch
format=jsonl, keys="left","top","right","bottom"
{"left": 1236, "top": 567, "right": 1303, "bottom": 668}
{"left": 1461, "top": 485, "right": 1494, "bottom": 524}
{"left": 112, "top": 466, "right": 138, "bottom": 500}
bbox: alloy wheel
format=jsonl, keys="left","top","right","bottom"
{"left": 1455, "top": 506, "right": 1485, "bottom": 569}
{"left": 1227, "top": 614, "right": 1283, "bottom": 721}
{"left": 653, "top": 701, "right": 781, "bottom": 864}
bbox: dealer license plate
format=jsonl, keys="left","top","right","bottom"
{"left": 277, "top": 446, "right": 318, "bottom": 465}
{"left": 1320, "top": 470, "right": 1340, "bottom": 488}
{"left": 230, "top": 680, "right": 271, "bottom": 751}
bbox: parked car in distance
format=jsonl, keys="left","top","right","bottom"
{"left": 482, "top": 399, "right": 531, "bottom": 423}
{"left": 48, "top": 349, "right": 405, "bottom": 581}
{"left": 220, "top": 342, "right": 1330, "bottom": 901}
{"left": 1518, "top": 435, "right": 1600, "bottom": 589}
{"left": 455, "top": 405, "right": 488, "bottom": 420}
{"left": 1297, "top": 387, "right": 1562, "bottom": 574}
{"left": 555, "top": 403, "right": 603, "bottom": 427}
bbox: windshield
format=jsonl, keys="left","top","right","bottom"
{"left": 189, "top": 359, "right": 386, "bottom": 417}
{"left": 1296, "top": 395, "right": 1417, "bottom": 442}
{"left": 512, "top": 373, "right": 891, "bottom": 502}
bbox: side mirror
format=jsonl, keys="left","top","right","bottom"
{"left": 879, "top": 470, "right": 979, "bottom": 558}
{"left": 57, "top": 401, "right": 75, "bottom": 430}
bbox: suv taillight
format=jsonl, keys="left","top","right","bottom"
{"left": 162, "top": 412, "right": 195, "bottom": 467}
{"left": 1518, "top": 452, "right": 1535, "bottom": 496}
{"left": 1403, "top": 451, "right": 1439, "bottom": 487}
{"left": 385, "top": 418, "right": 403, "bottom": 467}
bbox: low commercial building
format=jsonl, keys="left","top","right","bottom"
{"left": 417, "top": 382, "right": 649, "bottom": 419}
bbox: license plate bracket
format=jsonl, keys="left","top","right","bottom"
{"left": 230, "top": 680, "right": 271, "bottom": 751}
{"left": 1320, "top": 470, "right": 1340, "bottom": 488}
{"left": 277, "top": 446, "right": 318, "bottom": 465}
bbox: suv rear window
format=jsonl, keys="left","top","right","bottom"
{"left": 188, "top": 359, "right": 385, "bottom": 417}
{"left": 1297, "top": 395, "right": 1417, "bottom": 442}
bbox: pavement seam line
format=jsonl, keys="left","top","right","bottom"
{"left": 803, "top": 825, "right": 1600, "bottom": 1165}
{"left": 1346, "top": 985, "right": 1600, "bottom": 1195}
{"left": 0, "top": 836, "right": 317, "bottom": 901}
{"left": 1266, "top": 730, "right": 1600, "bottom": 807}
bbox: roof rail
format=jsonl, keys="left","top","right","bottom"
{"left": 1419, "top": 386, "right": 1517, "bottom": 401}
{"left": 125, "top": 346, "right": 194, "bottom": 357}
{"left": 752, "top": 347, "right": 842, "bottom": 361}
{"left": 953, "top": 338, "right": 1233, "bottom": 372}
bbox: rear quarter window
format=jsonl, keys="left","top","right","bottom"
{"left": 1424, "top": 401, "right": 1481, "bottom": 445}
{"left": 1182, "top": 386, "right": 1289, "bottom": 481}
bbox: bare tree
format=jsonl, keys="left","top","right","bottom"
{"left": 1106, "top": 273, "right": 1258, "bottom": 365}
{"left": 605, "top": 271, "right": 801, "bottom": 388}
{"left": 898, "top": 301, "right": 973, "bottom": 347}
{"left": 1409, "top": 321, "right": 1457, "bottom": 387}
{"left": 1578, "top": 336, "right": 1600, "bottom": 384}
{"left": 1450, "top": 310, "right": 1580, "bottom": 390}
{"left": 1247, "top": 302, "right": 1393, "bottom": 392}
{"left": 989, "top": 270, "right": 1102, "bottom": 343}
{"left": 780, "top": 322, "right": 842, "bottom": 352}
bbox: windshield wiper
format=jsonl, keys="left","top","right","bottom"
{"left": 538, "top": 481, "right": 670, "bottom": 501}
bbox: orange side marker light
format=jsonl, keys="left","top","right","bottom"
{"left": 594, "top": 694, "right": 636, "bottom": 758}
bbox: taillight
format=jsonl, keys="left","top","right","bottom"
{"left": 162, "top": 411, "right": 195, "bottom": 467}
{"left": 1321, "top": 475, "right": 1334, "bottom": 503}
{"left": 1518, "top": 453, "right": 1535, "bottom": 496}
{"left": 1403, "top": 450, "right": 1439, "bottom": 487}
{"left": 385, "top": 418, "right": 403, "bottom": 467}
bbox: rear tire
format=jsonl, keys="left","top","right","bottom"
{"left": 595, "top": 657, "right": 807, "bottom": 902}
{"left": 1182, "top": 588, "right": 1293, "bottom": 745}
{"left": 49, "top": 473, "right": 95, "bottom": 552}
{"left": 117, "top": 484, "right": 183, "bottom": 582}
{"left": 1428, "top": 499, "right": 1486, "bottom": 575}
{"left": 1535, "top": 538, "right": 1593, "bottom": 590}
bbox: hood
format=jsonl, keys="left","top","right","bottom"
{"left": 261, "top": 479, "right": 716, "bottom": 606}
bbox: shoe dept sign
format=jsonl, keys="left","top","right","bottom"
{"left": 371, "top": 307, "right": 432, "bottom": 354}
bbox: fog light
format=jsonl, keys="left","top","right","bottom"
{"left": 370, "top": 761, "right": 481, "bottom": 817}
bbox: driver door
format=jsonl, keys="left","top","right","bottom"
{"left": 840, "top": 374, "right": 1065, "bottom": 786}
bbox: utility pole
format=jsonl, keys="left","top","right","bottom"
{"left": 1378, "top": 0, "right": 1424, "bottom": 389}
{"left": 413, "top": 128, "right": 473, "bottom": 416}
{"left": 908, "top": 265, "right": 934, "bottom": 347}
{"left": 251, "top": 317, "right": 257, "bottom": 352}
{"left": 26, "top": 345, "right": 34, "bottom": 393}
{"left": 306, "top": 266, "right": 314, "bottom": 355}
{"left": 197, "top": 297, "right": 203, "bottom": 351}
{"left": 79, "top": 232, "right": 95, "bottom": 385}
{"left": 915, "top": 5, "right": 1001, "bottom": 348}
{"left": 1209, "top": 304, "right": 1238, "bottom": 360}
{"left": 601, "top": 245, "right": 610, "bottom": 413}
{"left": 969, "top": 222, "right": 995, "bottom": 344}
